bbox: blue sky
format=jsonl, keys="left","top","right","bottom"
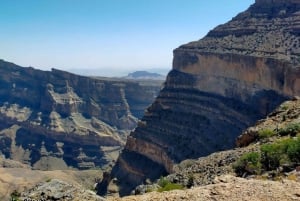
{"left": 0, "top": 0, "right": 254, "bottom": 76}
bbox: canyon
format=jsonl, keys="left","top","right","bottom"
{"left": 1, "top": 0, "right": 300, "bottom": 200}
{"left": 0, "top": 59, "right": 162, "bottom": 170}
{"left": 105, "top": 0, "right": 300, "bottom": 196}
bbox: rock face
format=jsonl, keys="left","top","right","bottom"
{"left": 105, "top": 0, "right": 300, "bottom": 195}
{"left": 0, "top": 60, "right": 162, "bottom": 169}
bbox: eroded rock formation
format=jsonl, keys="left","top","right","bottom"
{"left": 0, "top": 60, "right": 162, "bottom": 169}
{"left": 105, "top": 0, "right": 300, "bottom": 195}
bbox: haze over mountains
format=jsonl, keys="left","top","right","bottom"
{"left": 66, "top": 68, "right": 170, "bottom": 78}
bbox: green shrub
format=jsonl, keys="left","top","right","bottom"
{"left": 261, "top": 143, "right": 284, "bottom": 170}
{"left": 235, "top": 137, "right": 300, "bottom": 177}
{"left": 158, "top": 177, "right": 169, "bottom": 188}
{"left": 157, "top": 177, "right": 184, "bottom": 192}
{"left": 258, "top": 129, "right": 276, "bottom": 139}
{"left": 10, "top": 190, "right": 21, "bottom": 201}
{"left": 233, "top": 152, "right": 262, "bottom": 176}
{"left": 280, "top": 105, "right": 289, "bottom": 110}
{"left": 278, "top": 123, "right": 300, "bottom": 136}
{"left": 286, "top": 137, "right": 300, "bottom": 163}
{"left": 261, "top": 137, "right": 300, "bottom": 170}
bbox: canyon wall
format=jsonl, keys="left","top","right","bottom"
{"left": 0, "top": 60, "right": 162, "bottom": 169}
{"left": 105, "top": 0, "right": 300, "bottom": 195}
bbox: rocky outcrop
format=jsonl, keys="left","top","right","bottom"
{"left": 20, "top": 179, "right": 105, "bottom": 201}
{"left": 105, "top": 0, "right": 300, "bottom": 195}
{"left": 237, "top": 97, "right": 300, "bottom": 147}
{"left": 0, "top": 60, "right": 162, "bottom": 169}
{"left": 0, "top": 166, "right": 102, "bottom": 200}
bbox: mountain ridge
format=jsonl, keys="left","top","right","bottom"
{"left": 0, "top": 59, "right": 162, "bottom": 170}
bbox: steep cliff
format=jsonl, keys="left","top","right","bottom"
{"left": 105, "top": 0, "right": 300, "bottom": 195}
{"left": 0, "top": 60, "right": 162, "bottom": 169}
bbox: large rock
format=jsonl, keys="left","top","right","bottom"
{"left": 0, "top": 60, "right": 162, "bottom": 169}
{"left": 104, "top": 0, "right": 300, "bottom": 195}
{"left": 20, "top": 179, "right": 105, "bottom": 201}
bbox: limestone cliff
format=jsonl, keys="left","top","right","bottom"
{"left": 0, "top": 60, "right": 162, "bottom": 169}
{"left": 104, "top": 0, "right": 300, "bottom": 195}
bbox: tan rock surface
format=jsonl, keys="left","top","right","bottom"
{"left": 108, "top": 175, "right": 300, "bottom": 201}
{"left": 0, "top": 167, "right": 101, "bottom": 200}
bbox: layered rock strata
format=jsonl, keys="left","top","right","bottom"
{"left": 105, "top": 0, "right": 300, "bottom": 195}
{"left": 0, "top": 60, "right": 162, "bottom": 169}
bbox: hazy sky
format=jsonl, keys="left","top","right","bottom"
{"left": 0, "top": 0, "right": 254, "bottom": 76}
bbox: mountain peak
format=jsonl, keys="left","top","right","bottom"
{"left": 255, "top": 0, "right": 300, "bottom": 4}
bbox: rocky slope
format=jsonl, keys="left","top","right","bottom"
{"left": 104, "top": 98, "right": 300, "bottom": 201}
{"left": 161, "top": 98, "right": 300, "bottom": 190}
{"left": 0, "top": 60, "right": 162, "bottom": 170}
{"left": 104, "top": 0, "right": 300, "bottom": 195}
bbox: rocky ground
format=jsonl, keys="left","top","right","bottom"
{"left": 108, "top": 175, "right": 300, "bottom": 201}
{"left": 20, "top": 179, "right": 105, "bottom": 201}
{"left": 0, "top": 155, "right": 102, "bottom": 200}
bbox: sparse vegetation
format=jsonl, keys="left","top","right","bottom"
{"left": 10, "top": 190, "right": 21, "bottom": 201}
{"left": 233, "top": 152, "right": 262, "bottom": 176}
{"left": 280, "top": 105, "right": 289, "bottom": 110}
{"left": 187, "top": 174, "right": 194, "bottom": 188}
{"left": 258, "top": 129, "right": 276, "bottom": 139}
{"left": 145, "top": 187, "right": 155, "bottom": 193}
{"left": 157, "top": 177, "right": 184, "bottom": 192}
{"left": 278, "top": 123, "right": 300, "bottom": 137}
{"left": 261, "top": 137, "right": 300, "bottom": 170}
{"left": 234, "top": 136, "right": 300, "bottom": 176}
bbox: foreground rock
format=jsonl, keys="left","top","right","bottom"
{"left": 105, "top": 0, "right": 300, "bottom": 195}
{"left": 0, "top": 166, "right": 102, "bottom": 201}
{"left": 20, "top": 179, "right": 104, "bottom": 201}
{"left": 0, "top": 59, "right": 162, "bottom": 170}
{"left": 108, "top": 175, "right": 300, "bottom": 201}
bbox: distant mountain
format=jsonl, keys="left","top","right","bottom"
{"left": 0, "top": 59, "right": 162, "bottom": 170}
{"left": 124, "top": 71, "right": 166, "bottom": 80}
